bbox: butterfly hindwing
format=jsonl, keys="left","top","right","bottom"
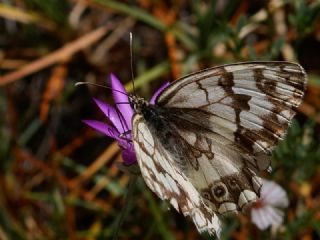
{"left": 132, "top": 114, "right": 221, "bottom": 237}
{"left": 161, "top": 107, "right": 263, "bottom": 214}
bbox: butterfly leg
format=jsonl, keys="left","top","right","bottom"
{"left": 119, "top": 130, "right": 132, "bottom": 141}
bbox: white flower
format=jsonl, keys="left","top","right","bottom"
{"left": 251, "top": 179, "right": 289, "bottom": 230}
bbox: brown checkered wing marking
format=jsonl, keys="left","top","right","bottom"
{"left": 132, "top": 114, "right": 221, "bottom": 237}
{"left": 156, "top": 61, "right": 307, "bottom": 171}
{"left": 157, "top": 111, "right": 263, "bottom": 215}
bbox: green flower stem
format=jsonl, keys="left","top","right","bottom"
{"left": 144, "top": 191, "right": 175, "bottom": 240}
{"left": 112, "top": 175, "right": 138, "bottom": 240}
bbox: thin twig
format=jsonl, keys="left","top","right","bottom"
{"left": 14, "top": 147, "right": 113, "bottom": 212}
{"left": 90, "top": 17, "right": 135, "bottom": 64}
{"left": 112, "top": 175, "right": 137, "bottom": 240}
{"left": 0, "top": 24, "right": 113, "bottom": 86}
{"left": 70, "top": 141, "right": 119, "bottom": 187}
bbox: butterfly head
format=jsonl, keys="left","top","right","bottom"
{"left": 129, "top": 94, "right": 149, "bottom": 113}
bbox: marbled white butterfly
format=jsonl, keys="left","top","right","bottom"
{"left": 129, "top": 62, "right": 307, "bottom": 237}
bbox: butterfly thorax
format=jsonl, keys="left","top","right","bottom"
{"left": 129, "top": 94, "right": 167, "bottom": 132}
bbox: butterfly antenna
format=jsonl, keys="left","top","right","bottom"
{"left": 75, "top": 82, "right": 129, "bottom": 97}
{"left": 129, "top": 32, "right": 136, "bottom": 96}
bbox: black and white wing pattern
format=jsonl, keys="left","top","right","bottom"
{"left": 131, "top": 61, "right": 307, "bottom": 237}
{"left": 156, "top": 62, "right": 306, "bottom": 167}
{"left": 133, "top": 115, "right": 221, "bottom": 236}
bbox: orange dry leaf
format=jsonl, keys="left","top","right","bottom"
{"left": 229, "top": 0, "right": 249, "bottom": 26}
{"left": 299, "top": 102, "right": 320, "bottom": 124}
{"left": 14, "top": 147, "right": 113, "bottom": 212}
{"left": 165, "top": 33, "right": 181, "bottom": 80}
{"left": 59, "top": 129, "right": 93, "bottom": 156}
{"left": 70, "top": 141, "right": 119, "bottom": 187}
{"left": 151, "top": 1, "right": 181, "bottom": 79}
{"left": 306, "top": 85, "right": 320, "bottom": 109}
{"left": 118, "top": 174, "right": 129, "bottom": 188}
{"left": 65, "top": 205, "right": 76, "bottom": 240}
{"left": 232, "top": 228, "right": 249, "bottom": 240}
{"left": 0, "top": 24, "right": 111, "bottom": 85}
{"left": 301, "top": 234, "right": 313, "bottom": 240}
{"left": 232, "top": 215, "right": 250, "bottom": 240}
{"left": 40, "top": 65, "right": 66, "bottom": 122}
{"left": 241, "top": 40, "right": 269, "bottom": 57}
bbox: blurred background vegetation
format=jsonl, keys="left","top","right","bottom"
{"left": 0, "top": 0, "right": 320, "bottom": 239}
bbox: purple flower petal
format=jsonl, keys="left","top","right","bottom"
{"left": 84, "top": 75, "right": 172, "bottom": 166}
{"left": 150, "top": 82, "right": 170, "bottom": 104}
{"left": 109, "top": 74, "right": 133, "bottom": 129}
{"left": 93, "top": 98, "right": 129, "bottom": 133}
{"left": 83, "top": 119, "right": 130, "bottom": 148}
{"left": 122, "top": 149, "right": 137, "bottom": 165}
{"left": 82, "top": 120, "right": 119, "bottom": 139}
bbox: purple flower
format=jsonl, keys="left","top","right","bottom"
{"left": 251, "top": 179, "right": 289, "bottom": 230}
{"left": 83, "top": 74, "right": 169, "bottom": 165}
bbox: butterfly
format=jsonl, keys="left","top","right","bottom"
{"left": 129, "top": 61, "right": 307, "bottom": 237}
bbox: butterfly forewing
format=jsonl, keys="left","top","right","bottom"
{"left": 156, "top": 62, "right": 306, "bottom": 165}
{"left": 132, "top": 114, "right": 221, "bottom": 236}
{"left": 131, "top": 61, "right": 307, "bottom": 237}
